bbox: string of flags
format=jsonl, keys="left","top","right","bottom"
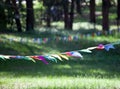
{"left": 0, "top": 30, "right": 120, "bottom": 44}
{"left": 0, "top": 41, "right": 119, "bottom": 64}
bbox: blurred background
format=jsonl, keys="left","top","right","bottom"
{"left": 0, "top": 0, "right": 119, "bottom": 32}
{"left": 0, "top": 0, "right": 120, "bottom": 89}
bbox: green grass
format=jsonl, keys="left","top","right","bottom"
{"left": 0, "top": 77, "right": 120, "bottom": 89}
{"left": 0, "top": 29, "right": 120, "bottom": 89}
{"left": 0, "top": 55, "right": 120, "bottom": 89}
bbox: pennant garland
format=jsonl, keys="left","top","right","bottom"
{"left": 0, "top": 42, "right": 118, "bottom": 64}
{"left": 1, "top": 30, "right": 120, "bottom": 45}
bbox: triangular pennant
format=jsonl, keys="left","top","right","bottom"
{"left": 51, "top": 54, "right": 63, "bottom": 61}
{"left": 4, "top": 56, "right": 10, "bottom": 59}
{"left": 25, "top": 56, "right": 36, "bottom": 62}
{"left": 79, "top": 49, "right": 92, "bottom": 53}
{"left": 31, "top": 56, "right": 48, "bottom": 64}
{"left": 70, "top": 51, "right": 83, "bottom": 58}
{"left": 37, "top": 56, "right": 49, "bottom": 64}
{"left": 87, "top": 46, "right": 97, "bottom": 50}
{"left": 59, "top": 54, "right": 69, "bottom": 60}
{"left": 104, "top": 44, "right": 115, "bottom": 51}
{"left": 97, "top": 44, "right": 104, "bottom": 50}
{"left": 13, "top": 56, "right": 35, "bottom": 62}
{"left": 0, "top": 55, "right": 6, "bottom": 60}
{"left": 44, "top": 56, "right": 57, "bottom": 63}
{"left": 65, "top": 52, "right": 72, "bottom": 56}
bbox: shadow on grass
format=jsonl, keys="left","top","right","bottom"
{"left": 0, "top": 53, "right": 120, "bottom": 79}
{"left": 0, "top": 42, "right": 44, "bottom": 55}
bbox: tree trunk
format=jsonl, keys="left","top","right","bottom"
{"left": 46, "top": 6, "right": 51, "bottom": 27}
{"left": 102, "top": 0, "right": 109, "bottom": 31}
{"left": 11, "top": 0, "right": 22, "bottom": 32}
{"left": 117, "top": 0, "right": 120, "bottom": 30}
{"left": 90, "top": 0, "right": 95, "bottom": 23}
{"left": 69, "top": 0, "right": 74, "bottom": 30}
{"left": 76, "top": 0, "right": 82, "bottom": 15}
{"left": 18, "top": 0, "right": 22, "bottom": 8}
{"left": 117, "top": 0, "right": 120, "bottom": 20}
{"left": 63, "top": 0, "right": 69, "bottom": 29}
{"left": 5, "top": 0, "right": 13, "bottom": 29}
{"left": 0, "top": 0, "right": 6, "bottom": 31}
{"left": 26, "top": 0, "right": 34, "bottom": 31}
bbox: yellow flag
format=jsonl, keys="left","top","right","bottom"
{"left": 51, "top": 54, "right": 63, "bottom": 61}
{"left": 59, "top": 54, "right": 69, "bottom": 60}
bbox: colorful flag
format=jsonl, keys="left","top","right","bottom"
{"left": 45, "top": 56, "right": 57, "bottom": 63}
{"left": 97, "top": 44, "right": 104, "bottom": 50}
{"left": 104, "top": 44, "right": 115, "bottom": 51}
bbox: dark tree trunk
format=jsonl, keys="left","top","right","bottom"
{"left": 90, "top": 0, "right": 95, "bottom": 23}
{"left": 11, "top": 0, "right": 22, "bottom": 32}
{"left": 117, "top": 0, "right": 120, "bottom": 20}
{"left": 5, "top": 0, "right": 13, "bottom": 29}
{"left": 102, "top": 0, "right": 109, "bottom": 31}
{"left": 18, "top": 0, "right": 22, "bottom": 8}
{"left": 63, "top": 0, "right": 69, "bottom": 29}
{"left": 26, "top": 0, "right": 34, "bottom": 31}
{"left": 117, "top": 0, "right": 120, "bottom": 30}
{"left": 0, "top": 0, "right": 6, "bottom": 31}
{"left": 76, "top": 0, "right": 82, "bottom": 15}
{"left": 69, "top": 0, "right": 74, "bottom": 30}
{"left": 46, "top": 6, "right": 51, "bottom": 27}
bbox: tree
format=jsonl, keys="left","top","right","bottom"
{"left": 0, "top": 0, "right": 7, "bottom": 31}
{"left": 63, "top": 0, "right": 69, "bottom": 29}
{"left": 69, "top": 0, "right": 74, "bottom": 29}
{"left": 75, "top": 0, "right": 82, "bottom": 15}
{"left": 43, "top": 0, "right": 54, "bottom": 27}
{"left": 102, "top": 0, "right": 110, "bottom": 31}
{"left": 63, "top": 0, "right": 74, "bottom": 30}
{"left": 18, "top": 0, "right": 22, "bottom": 8}
{"left": 90, "top": 0, "right": 95, "bottom": 23}
{"left": 11, "top": 0, "right": 22, "bottom": 32}
{"left": 117, "top": 0, "right": 120, "bottom": 29}
{"left": 26, "top": 0, "right": 34, "bottom": 31}
{"left": 5, "top": 0, "right": 14, "bottom": 30}
{"left": 46, "top": 6, "right": 51, "bottom": 27}
{"left": 117, "top": 0, "right": 120, "bottom": 19}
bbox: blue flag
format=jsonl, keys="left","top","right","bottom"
{"left": 104, "top": 44, "right": 115, "bottom": 51}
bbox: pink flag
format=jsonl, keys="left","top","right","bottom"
{"left": 38, "top": 56, "right": 48, "bottom": 64}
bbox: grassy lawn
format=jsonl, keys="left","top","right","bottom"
{"left": 0, "top": 29, "right": 120, "bottom": 89}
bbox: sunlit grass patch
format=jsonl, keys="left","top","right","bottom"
{"left": 0, "top": 77, "right": 120, "bottom": 89}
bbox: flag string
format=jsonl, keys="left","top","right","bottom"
{"left": 0, "top": 30, "right": 120, "bottom": 45}
{"left": 0, "top": 41, "right": 118, "bottom": 64}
